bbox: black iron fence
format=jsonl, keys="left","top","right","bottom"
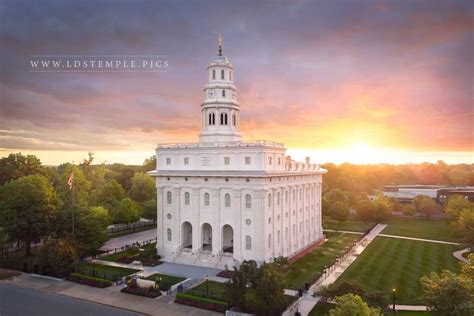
{"left": 107, "top": 221, "right": 156, "bottom": 235}
{"left": 96, "top": 237, "right": 158, "bottom": 259}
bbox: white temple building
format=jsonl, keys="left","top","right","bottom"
{"left": 149, "top": 37, "right": 326, "bottom": 268}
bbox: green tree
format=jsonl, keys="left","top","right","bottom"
{"left": 323, "top": 189, "right": 352, "bottom": 222}
{"left": 141, "top": 198, "right": 157, "bottom": 222}
{"left": 37, "top": 238, "right": 78, "bottom": 278}
{"left": 114, "top": 198, "right": 141, "bottom": 224}
{"left": 75, "top": 206, "right": 111, "bottom": 255}
{"left": 445, "top": 195, "right": 474, "bottom": 221}
{"left": 372, "top": 197, "right": 391, "bottom": 221}
{"left": 129, "top": 172, "right": 155, "bottom": 203}
{"left": 420, "top": 270, "right": 473, "bottom": 315}
{"left": 329, "top": 294, "right": 380, "bottom": 316}
{"left": 402, "top": 203, "right": 416, "bottom": 216}
{"left": 0, "top": 175, "right": 58, "bottom": 255}
{"left": 240, "top": 259, "right": 260, "bottom": 287}
{"left": 0, "top": 227, "right": 8, "bottom": 255}
{"left": 0, "top": 153, "right": 46, "bottom": 186}
{"left": 354, "top": 194, "right": 373, "bottom": 221}
{"left": 458, "top": 209, "right": 474, "bottom": 244}
{"left": 253, "top": 263, "right": 285, "bottom": 315}
{"left": 142, "top": 155, "right": 156, "bottom": 172}
{"left": 415, "top": 196, "right": 440, "bottom": 219}
{"left": 226, "top": 266, "right": 247, "bottom": 310}
{"left": 90, "top": 180, "right": 125, "bottom": 218}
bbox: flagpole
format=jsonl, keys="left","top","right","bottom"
{"left": 72, "top": 161, "right": 75, "bottom": 237}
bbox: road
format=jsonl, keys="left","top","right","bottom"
{"left": 0, "top": 283, "right": 141, "bottom": 316}
{"left": 101, "top": 228, "right": 157, "bottom": 251}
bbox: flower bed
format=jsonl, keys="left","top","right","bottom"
{"left": 66, "top": 273, "right": 112, "bottom": 288}
{"left": 121, "top": 285, "right": 161, "bottom": 298}
{"left": 175, "top": 293, "right": 228, "bottom": 313}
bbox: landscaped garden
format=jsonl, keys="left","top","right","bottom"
{"left": 309, "top": 302, "right": 433, "bottom": 316}
{"left": 144, "top": 273, "right": 186, "bottom": 291}
{"left": 72, "top": 262, "right": 140, "bottom": 282}
{"left": 282, "top": 232, "right": 361, "bottom": 290}
{"left": 100, "top": 242, "right": 161, "bottom": 266}
{"left": 334, "top": 236, "right": 461, "bottom": 304}
{"left": 175, "top": 280, "right": 229, "bottom": 313}
{"left": 380, "top": 217, "right": 460, "bottom": 242}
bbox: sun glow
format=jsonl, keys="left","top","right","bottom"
{"left": 350, "top": 142, "right": 377, "bottom": 164}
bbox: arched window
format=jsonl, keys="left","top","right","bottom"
{"left": 208, "top": 113, "right": 212, "bottom": 125}
{"left": 212, "top": 113, "right": 215, "bottom": 125}
{"left": 245, "top": 236, "right": 251, "bottom": 250}
{"left": 268, "top": 217, "right": 271, "bottom": 224}
{"left": 245, "top": 194, "right": 252, "bottom": 208}
{"left": 212, "top": 69, "right": 216, "bottom": 80}
{"left": 268, "top": 234, "right": 272, "bottom": 248}
{"left": 167, "top": 191, "right": 172, "bottom": 204}
{"left": 293, "top": 189, "right": 296, "bottom": 202}
{"left": 277, "top": 230, "right": 280, "bottom": 243}
{"left": 222, "top": 89, "right": 226, "bottom": 97}
{"left": 277, "top": 192, "right": 280, "bottom": 205}
{"left": 184, "top": 192, "right": 190, "bottom": 205}
{"left": 229, "top": 71, "right": 232, "bottom": 81}
{"left": 221, "top": 69, "right": 225, "bottom": 79}
{"left": 233, "top": 114, "right": 236, "bottom": 126}
{"left": 285, "top": 191, "right": 288, "bottom": 203}
{"left": 167, "top": 228, "right": 172, "bottom": 241}
{"left": 224, "top": 113, "right": 228, "bottom": 125}
{"left": 268, "top": 193, "right": 272, "bottom": 207}
{"left": 225, "top": 193, "right": 231, "bottom": 207}
{"left": 204, "top": 192, "right": 210, "bottom": 206}
{"left": 285, "top": 227, "right": 288, "bottom": 240}
{"left": 220, "top": 113, "right": 224, "bottom": 125}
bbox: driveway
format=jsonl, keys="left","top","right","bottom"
{"left": 0, "top": 283, "right": 141, "bottom": 316}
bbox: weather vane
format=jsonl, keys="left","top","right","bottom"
{"left": 218, "top": 33, "right": 223, "bottom": 56}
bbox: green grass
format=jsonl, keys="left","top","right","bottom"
{"left": 100, "top": 242, "right": 157, "bottom": 262}
{"left": 381, "top": 217, "right": 458, "bottom": 242}
{"left": 335, "top": 236, "right": 461, "bottom": 304}
{"left": 309, "top": 302, "right": 433, "bottom": 315}
{"left": 323, "top": 219, "right": 375, "bottom": 232}
{"left": 144, "top": 273, "right": 186, "bottom": 286}
{"left": 282, "top": 232, "right": 361, "bottom": 290}
{"left": 187, "top": 280, "right": 227, "bottom": 301}
{"left": 74, "top": 263, "right": 140, "bottom": 281}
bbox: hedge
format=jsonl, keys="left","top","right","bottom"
{"left": 66, "top": 273, "right": 112, "bottom": 288}
{"left": 175, "top": 293, "right": 228, "bottom": 313}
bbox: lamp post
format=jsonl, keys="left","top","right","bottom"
{"left": 392, "top": 288, "right": 396, "bottom": 311}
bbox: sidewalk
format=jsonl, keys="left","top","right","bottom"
{"left": 101, "top": 228, "right": 157, "bottom": 251}
{"left": 295, "top": 223, "right": 387, "bottom": 316}
{"left": 453, "top": 247, "right": 470, "bottom": 263}
{"left": 377, "top": 234, "right": 460, "bottom": 245}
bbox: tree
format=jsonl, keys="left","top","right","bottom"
{"left": 371, "top": 197, "right": 391, "bottom": 221}
{"left": 458, "top": 209, "right": 474, "bottom": 244}
{"left": 0, "top": 153, "right": 46, "bottom": 186}
{"left": 0, "top": 227, "right": 8, "bottom": 256}
{"left": 75, "top": 206, "right": 111, "bottom": 256}
{"left": 142, "top": 199, "right": 157, "bottom": 222}
{"left": 37, "top": 238, "right": 78, "bottom": 278}
{"left": 323, "top": 189, "right": 352, "bottom": 222}
{"left": 226, "top": 266, "right": 247, "bottom": 310}
{"left": 415, "top": 196, "right": 440, "bottom": 219}
{"left": 114, "top": 198, "right": 141, "bottom": 224}
{"left": 0, "top": 175, "right": 58, "bottom": 255}
{"left": 239, "top": 260, "right": 260, "bottom": 287}
{"left": 354, "top": 194, "right": 373, "bottom": 221}
{"left": 445, "top": 195, "right": 473, "bottom": 221}
{"left": 90, "top": 180, "right": 125, "bottom": 219}
{"left": 402, "top": 203, "right": 416, "bottom": 216}
{"left": 253, "top": 263, "right": 285, "bottom": 315}
{"left": 329, "top": 294, "right": 380, "bottom": 316}
{"left": 129, "top": 172, "right": 155, "bottom": 203}
{"left": 420, "top": 270, "right": 473, "bottom": 315}
{"left": 142, "top": 155, "right": 156, "bottom": 172}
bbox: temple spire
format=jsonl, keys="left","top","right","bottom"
{"left": 218, "top": 33, "right": 223, "bottom": 56}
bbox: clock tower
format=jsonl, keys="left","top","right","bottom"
{"left": 199, "top": 35, "right": 242, "bottom": 143}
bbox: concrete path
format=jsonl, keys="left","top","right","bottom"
{"left": 323, "top": 229, "right": 364, "bottom": 235}
{"left": 101, "top": 228, "right": 157, "bottom": 251}
{"left": 294, "top": 223, "right": 387, "bottom": 316}
{"left": 1, "top": 273, "right": 219, "bottom": 316}
{"left": 377, "top": 233, "right": 461, "bottom": 245}
{"left": 390, "top": 304, "right": 428, "bottom": 311}
{"left": 453, "top": 247, "right": 471, "bottom": 263}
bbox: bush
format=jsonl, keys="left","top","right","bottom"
{"left": 175, "top": 293, "right": 228, "bottom": 313}
{"left": 121, "top": 285, "right": 161, "bottom": 298}
{"left": 66, "top": 273, "right": 112, "bottom": 288}
{"left": 216, "top": 270, "right": 234, "bottom": 278}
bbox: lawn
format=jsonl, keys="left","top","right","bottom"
{"left": 282, "top": 232, "right": 361, "bottom": 290}
{"left": 144, "top": 273, "right": 186, "bottom": 290}
{"left": 100, "top": 242, "right": 157, "bottom": 262}
{"left": 74, "top": 262, "right": 140, "bottom": 281}
{"left": 380, "top": 217, "right": 458, "bottom": 242}
{"left": 323, "top": 219, "right": 375, "bottom": 232}
{"left": 309, "top": 302, "right": 433, "bottom": 315}
{"left": 187, "top": 280, "right": 227, "bottom": 301}
{"left": 335, "top": 236, "right": 461, "bottom": 304}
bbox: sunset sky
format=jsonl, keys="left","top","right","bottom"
{"left": 0, "top": 0, "right": 473, "bottom": 165}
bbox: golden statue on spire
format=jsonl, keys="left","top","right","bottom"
{"left": 218, "top": 33, "right": 223, "bottom": 56}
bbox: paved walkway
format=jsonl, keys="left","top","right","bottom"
{"left": 293, "top": 223, "right": 387, "bottom": 316}
{"left": 391, "top": 304, "right": 428, "bottom": 311}
{"left": 101, "top": 228, "right": 157, "bottom": 251}
{"left": 323, "top": 229, "right": 364, "bottom": 235}
{"left": 453, "top": 247, "right": 471, "bottom": 263}
{"left": 1, "top": 273, "right": 219, "bottom": 316}
{"left": 377, "top": 234, "right": 461, "bottom": 245}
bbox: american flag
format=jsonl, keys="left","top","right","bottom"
{"left": 67, "top": 171, "right": 74, "bottom": 189}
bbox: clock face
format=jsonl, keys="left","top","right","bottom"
{"left": 207, "top": 90, "right": 215, "bottom": 98}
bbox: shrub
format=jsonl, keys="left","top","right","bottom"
{"left": 66, "top": 273, "right": 112, "bottom": 288}
{"left": 175, "top": 293, "right": 228, "bottom": 313}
